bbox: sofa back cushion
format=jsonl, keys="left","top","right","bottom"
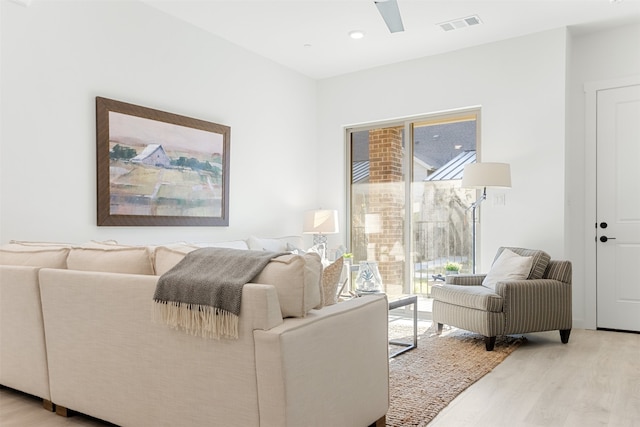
{"left": 67, "top": 246, "right": 154, "bottom": 275}
{"left": 253, "top": 252, "right": 322, "bottom": 317}
{"left": 153, "top": 244, "right": 199, "bottom": 276}
{"left": 0, "top": 244, "right": 70, "bottom": 268}
{"left": 494, "top": 247, "right": 550, "bottom": 280}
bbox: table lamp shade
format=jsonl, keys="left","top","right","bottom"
{"left": 302, "top": 209, "right": 339, "bottom": 234}
{"left": 462, "top": 162, "right": 512, "bottom": 189}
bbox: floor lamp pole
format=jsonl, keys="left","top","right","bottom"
{"left": 469, "top": 187, "right": 487, "bottom": 274}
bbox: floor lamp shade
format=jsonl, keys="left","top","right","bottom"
{"left": 461, "top": 162, "right": 511, "bottom": 189}
{"left": 462, "top": 162, "right": 512, "bottom": 273}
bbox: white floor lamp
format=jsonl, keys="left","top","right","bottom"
{"left": 462, "top": 162, "right": 511, "bottom": 273}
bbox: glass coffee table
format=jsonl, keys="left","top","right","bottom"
{"left": 388, "top": 295, "right": 418, "bottom": 358}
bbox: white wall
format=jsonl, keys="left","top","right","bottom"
{"left": 0, "top": 0, "right": 318, "bottom": 245}
{"left": 566, "top": 22, "right": 640, "bottom": 328}
{"left": 317, "top": 29, "right": 568, "bottom": 271}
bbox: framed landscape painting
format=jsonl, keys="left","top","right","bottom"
{"left": 96, "top": 97, "right": 230, "bottom": 226}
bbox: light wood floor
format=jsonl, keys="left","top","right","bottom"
{"left": 1, "top": 329, "right": 638, "bottom": 427}
{"left": 429, "top": 328, "right": 640, "bottom": 427}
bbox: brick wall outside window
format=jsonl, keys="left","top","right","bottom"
{"left": 367, "top": 128, "right": 404, "bottom": 295}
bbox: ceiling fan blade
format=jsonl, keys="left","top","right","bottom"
{"left": 374, "top": 0, "right": 404, "bottom": 33}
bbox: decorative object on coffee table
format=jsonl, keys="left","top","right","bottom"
{"left": 355, "top": 261, "right": 383, "bottom": 293}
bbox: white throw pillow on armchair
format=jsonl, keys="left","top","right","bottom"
{"left": 482, "top": 248, "right": 533, "bottom": 290}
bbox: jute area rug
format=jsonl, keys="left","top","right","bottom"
{"left": 386, "top": 323, "right": 524, "bottom": 426}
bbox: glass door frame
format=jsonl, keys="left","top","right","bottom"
{"left": 345, "top": 107, "right": 481, "bottom": 296}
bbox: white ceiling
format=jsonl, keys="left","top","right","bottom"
{"left": 142, "top": 0, "right": 640, "bottom": 79}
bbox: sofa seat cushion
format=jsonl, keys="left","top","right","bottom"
{"left": 431, "top": 284, "right": 503, "bottom": 313}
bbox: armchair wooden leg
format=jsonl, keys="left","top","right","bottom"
{"left": 560, "top": 329, "right": 571, "bottom": 344}
{"left": 485, "top": 336, "right": 496, "bottom": 351}
{"left": 437, "top": 323, "right": 443, "bottom": 334}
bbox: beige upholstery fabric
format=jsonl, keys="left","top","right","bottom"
{"left": 0, "top": 245, "right": 69, "bottom": 268}
{"left": 79, "top": 240, "right": 121, "bottom": 248}
{"left": 67, "top": 246, "right": 154, "bottom": 275}
{"left": 253, "top": 252, "right": 322, "bottom": 317}
{"left": 152, "top": 244, "right": 198, "bottom": 275}
{"left": 8, "top": 240, "right": 74, "bottom": 247}
{"left": 38, "top": 268, "right": 387, "bottom": 427}
{"left": 254, "top": 295, "right": 389, "bottom": 427}
{"left": 0, "top": 266, "right": 51, "bottom": 400}
{"left": 39, "top": 270, "right": 282, "bottom": 427}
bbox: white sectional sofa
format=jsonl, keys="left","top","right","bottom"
{"left": 0, "top": 238, "right": 389, "bottom": 427}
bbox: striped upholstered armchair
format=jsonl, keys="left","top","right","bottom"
{"left": 432, "top": 247, "right": 572, "bottom": 351}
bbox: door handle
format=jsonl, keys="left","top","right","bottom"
{"left": 600, "top": 236, "right": 617, "bottom": 243}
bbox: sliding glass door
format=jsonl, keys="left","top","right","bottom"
{"left": 348, "top": 110, "right": 479, "bottom": 298}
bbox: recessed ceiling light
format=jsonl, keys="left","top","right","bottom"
{"left": 349, "top": 30, "right": 365, "bottom": 40}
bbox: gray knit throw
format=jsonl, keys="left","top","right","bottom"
{"left": 153, "top": 247, "right": 285, "bottom": 339}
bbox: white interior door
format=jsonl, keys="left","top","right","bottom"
{"left": 596, "top": 84, "right": 640, "bottom": 332}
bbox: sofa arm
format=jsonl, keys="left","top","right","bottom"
{"left": 496, "top": 279, "right": 572, "bottom": 334}
{"left": 0, "top": 266, "right": 51, "bottom": 401}
{"left": 445, "top": 274, "right": 486, "bottom": 286}
{"left": 254, "top": 295, "right": 389, "bottom": 427}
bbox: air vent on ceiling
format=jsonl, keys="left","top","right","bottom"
{"left": 438, "top": 15, "right": 482, "bottom": 32}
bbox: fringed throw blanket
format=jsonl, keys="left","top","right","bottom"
{"left": 153, "top": 248, "right": 284, "bottom": 340}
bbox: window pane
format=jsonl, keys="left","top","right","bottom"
{"left": 412, "top": 118, "right": 477, "bottom": 295}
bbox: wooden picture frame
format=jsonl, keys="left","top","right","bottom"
{"left": 96, "top": 97, "right": 230, "bottom": 226}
